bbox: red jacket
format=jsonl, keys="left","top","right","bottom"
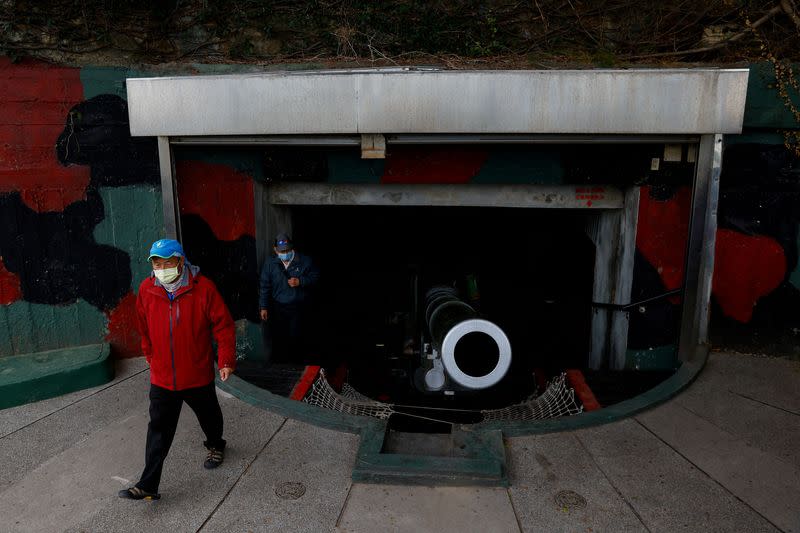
{"left": 136, "top": 269, "right": 236, "bottom": 390}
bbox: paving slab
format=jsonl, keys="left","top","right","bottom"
{"left": 335, "top": 484, "right": 520, "bottom": 533}
{"left": 7, "top": 389, "right": 286, "bottom": 533}
{"left": 0, "top": 349, "right": 796, "bottom": 533}
{"left": 0, "top": 367, "right": 152, "bottom": 491}
{"left": 637, "top": 400, "right": 800, "bottom": 533}
{"left": 507, "top": 432, "right": 646, "bottom": 532}
{"left": 576, "top": 418, "right": 778, "bottom": 532}
{"left": 0, "top": 358, "right": 147, "bottom": 438}
{"left": 699, "top": 352, "right": 800, "bottom": 414}
{"left": 0, "top": 410, "right": 149, "bottom": 533}
{"left": 674, "top": 373, "right": 800, "bottom": 468}
{"left": 199, "top": 418, "right": 358, "bottom": 533}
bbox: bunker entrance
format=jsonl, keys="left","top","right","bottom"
{"left": 288, "top": 205, "right": 595, "bottom": 412}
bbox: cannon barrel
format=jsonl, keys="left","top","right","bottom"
{"left": 424, "top": 287, "right": 512, "bottom": 390}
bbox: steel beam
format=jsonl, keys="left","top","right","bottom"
{"left": 609, "top": 187, "right": 640, "bottom": 369}
{"left": 157, "top": 136, "right": 181, "bottom": 240}
{"left": 168, "top": 134, "right": 701, "bottom": 146}
{"left": 128, "top": 69, "right": 749, "bottom": 136}
{"left": 586, "top": 187, "right": 640, "bottom": 370}
{"left": 678, "top": 134, "right": 723, "bottom": 360}
{"left": 268, "top": 183, "right": 624, "bottom": 209}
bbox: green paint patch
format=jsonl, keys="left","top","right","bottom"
{"left": 0, "top": 300, "right": 107, "bottom": 357}
{"left": 473, "top": 146, "right": 563, "bottom": 184}
{"left": 93, "top": 185, "right": 164, "bottom": 289}
{"left": 79, "top": 66, "right": 153, "bottom": 100}
{"left": 743, "top": 62, "right": 800, "bottom": 130}
{"left": 0, "top": 343, "right": 113, "bottom": 409}
{"left": 328, "top": 150, "right": 385, "bottom": 183}
{"left": 724, "top": 132, "right": 787, "bottom": 145}
{"left": 625, "top": 344, "right": 678, "bottom": 371}
{"left": 234, "top": 319, "right": 266, "bottom": 363}
{"left": 791, "top": 231, "right": 800, "bottom": 289}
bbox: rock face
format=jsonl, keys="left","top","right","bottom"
{"left": 1, "top": 1, "right": 798, "bottom": 66}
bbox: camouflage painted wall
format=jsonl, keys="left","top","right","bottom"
{"left": 1, "top": 58, "right": 797, "bottom": 364}
{"left": 0, "top": 59, "right": 161, "bottom": 357}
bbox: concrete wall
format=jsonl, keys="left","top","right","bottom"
{"left": 0, "top": 58, "right": 797, "bottom": 361}
{"left": 0, "top": 59, "right": 162, "bottom": 357}
{"left": 708, "top": 63, "right": 800, "bottom": 354}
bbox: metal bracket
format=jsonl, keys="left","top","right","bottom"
{"left": 361, "top": 133, "right": 386, "bottom": 159}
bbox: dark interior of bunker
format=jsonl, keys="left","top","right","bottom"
{"left": 294, "top": 206, "right": 594, "bottom": 409}
{"left": 177, "top": 143, "right": 697, "bottom": 428}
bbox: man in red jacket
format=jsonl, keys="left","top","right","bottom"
{"left": 119, "top": 238, "right": 236, "bottom": 501}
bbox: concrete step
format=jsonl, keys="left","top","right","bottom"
{"left": 0, "top": 343, "right": 113, "bottom": 410}
{"left": 353, "top": 425, "right": 508, "bottom": 486}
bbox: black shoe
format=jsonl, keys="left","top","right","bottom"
{"left": 204, "top": 447, "right": 224, "bottom": 469}
{"left": 118, "top": 487, "right": 161, "bottom": 500}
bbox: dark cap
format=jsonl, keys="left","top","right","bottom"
{"left": 274, "top": 233, "right": 293, "bottom": 252}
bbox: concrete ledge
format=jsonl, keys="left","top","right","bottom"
{"left": 219, "top": 345, "right": 709, "bottom": 438}
{"left": 0, "top": 344, "right": 114, "bottom": 410}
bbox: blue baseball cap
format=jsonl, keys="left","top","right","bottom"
{"left": 147, "top": 239, "right": 185, "bottom": 261}
{"left": 274, "top": 233, "right": 293, "bottom": 253}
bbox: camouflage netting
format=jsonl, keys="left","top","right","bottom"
{"left": 303, "top": 370, "right": 583, "bottom": 423}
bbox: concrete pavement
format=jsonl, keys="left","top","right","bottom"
{"left": 0, "top": 350, "right": 798, "bottom": 532}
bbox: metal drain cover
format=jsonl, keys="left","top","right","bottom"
{"left": 554, "top": 490, "right": 587, "bottom": 510}
{"left": 275, "top": 481, "right": 306, "bottom": 500}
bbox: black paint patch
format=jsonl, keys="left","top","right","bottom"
{"left": 263, "top": 147, "right": 329, "bottom": 182}
{"left": 562, "top": 144, "right": 694, "bottom": 186}
{"left": 180, "top": 214, "right": 259, "bottom": 322}
{"left": 627, "top": 251, "right": 680, "bottom": 350}
{"left": 718, "top": 143, "right": 800, "bottom": 278}
{"left": 0, "top": 94, "right": 161, "bottom": 312}
{"left": 0, "top": 191, "right": 131, "bottom": 311}
{"left": 56, "top": 94, "right": 160, "bottom": 187}
{"left": 710, "top": 282, "right": 800, "bottom": 355}
{"left": 647, "top": 184, "right": 681, "bottom": 202}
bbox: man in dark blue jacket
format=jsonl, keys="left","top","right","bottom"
{"left": 259, "top": 233, "right": 320, "bottom": 363}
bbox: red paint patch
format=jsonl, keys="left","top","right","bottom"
{"left": 636, "top": 187, "right": 692, "bottom": 299}
{"left": 532, "top": 368, "right": 547, "bottom": 392}
{"left": 289, "top": 365, "right": 322, "bottom": 401}
{"left": 0, "top": 257, "right": 22, "bottom": 304}
{"left": 637, "top": 186, "right": 787, "bottom": 323}
{"left": 565, "top": 369, "right": 601, "bottom": 411}
{"left": 105, "top": 292, "right": 141, "bottom": 358}
{"left": 328, "top": 364, "right": 348, "bottom": 393}
{"left": 176, "top": 161, "right": 256, "bottom": 241}
{"left": 381, "top": 146, "right": 488, "bottom": 184}
{"left": 0, "top": 57, "right": 90, "bottom": 212}
{"left": 713, "top": 229, "right": 786, "bottom": 323}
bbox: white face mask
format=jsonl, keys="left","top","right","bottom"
{"left": 154, "top": 266, "right": 180, "bottom": 284}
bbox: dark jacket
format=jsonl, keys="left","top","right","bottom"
{"left": 259, "top": 252, "right": 319, "bottom": 310}
{"left": 136, "top": 269, "right": 236, "bottom": 391}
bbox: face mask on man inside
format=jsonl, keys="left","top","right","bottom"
{"left": 278, "top": 251, "right": 294, "bottom": 262}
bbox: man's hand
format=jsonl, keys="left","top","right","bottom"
{"left": 260, "top": 309, "right": 269, "bottom": 321}
{"left": 219, "top": 367, "right": 233, "bottom": 381}
{"left": 288, "top": 277, "right": 300, "bottom": 288}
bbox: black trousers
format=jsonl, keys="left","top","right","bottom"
{"left": 136, "top": 382, "right": 225, "bottom": 493}
{"left": 264, "top": 303, "right": 306, "bottom": 364}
